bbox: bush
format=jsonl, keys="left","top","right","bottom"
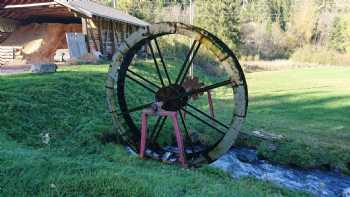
{"left": 240, "top": 22, "right": 297, "bottom": 60}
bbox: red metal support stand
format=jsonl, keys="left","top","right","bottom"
{"left": 139, "top": 106, "right": 186, "bottom": 166}
{"left": 183, "top": 90, "right": 215, "bottom": 121}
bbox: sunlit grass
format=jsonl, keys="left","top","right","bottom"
{"left": 1, "top": 60, "right": 349, "bottom": 196}
{"left": 242, "top": 67, "right": 350, "bottom": 172}
{"left": 0, "top": 63, "right": 307, "bottom": 196}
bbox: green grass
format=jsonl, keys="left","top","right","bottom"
{"left": 242, "top": 67, "right": 350, "bottom": 172}
{"left": 0, "top": 64, "right": 307, "bottom": 196}
{"left": 124, "top": 58, "right": 350, "bottom": 173}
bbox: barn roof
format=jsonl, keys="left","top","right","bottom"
{"left": 0, "top": 0, "right": 70, "bottom": 20}
{"left": 0, "top": 0, "right": 149, "bottom": 27}
{"left": 56, "top": 0, "right": 149, "bottom": 27}
{"left": 0, "top": 0, "right": 50, "bottom": 7}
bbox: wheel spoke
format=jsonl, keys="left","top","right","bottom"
{"left": 178, "top": 111, "right": 195, "bottom": 156}
{"left": 126, "top": 74, "right": 157, "bottom": 93}
{"left": 186, "top": 103, "right": 229, "bottom": 129}
{"left": 175, "top": 40, "right": 198, "bottom": 84}
{"left": 188, "top": 79, "right": 237, "bottom": 96}
{"left": 117, "top": 102, "right": 153, "bottom": 116}
{"left": 178, "top": 42, "right": 201, "bottom": 85}
{"left": 127, "top": 69, "right": 161, "bottom": 89}
{"left": 154, "top": 39, "right": 172, "bottom": 85}
{"left": 181, "top": 107, "right": 226, "bottom": 135}
{"left": 149, "top": 42, "right": 165, "bottom": 87}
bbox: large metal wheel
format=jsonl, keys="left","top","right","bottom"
{"left": 106, "top": 22, "right": 248, "bottom": 166}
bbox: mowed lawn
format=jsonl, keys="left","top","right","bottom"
{"left": 242, "top": 67, "right": 350, "bottom": 172}
{"left": 246, "top": 66, "right": 350, "bottom": 141}
{"left": 0, "top": 63, "right": 349, "bottom": 196}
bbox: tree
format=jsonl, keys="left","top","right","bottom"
{"left": 289, "top": 0, "right": 318, "bottom": 46}
{"left": 267, "top": 0, "right": 292, "bottom": 31}
{"left": 330, "top": 16, "right": 350, "bottom": 53}
{"left": 195, "top": 0, "right": 241, "bottom": 53}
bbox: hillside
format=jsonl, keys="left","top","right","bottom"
{"left": 0, "top": 64, "right": 306, "bottom": 196}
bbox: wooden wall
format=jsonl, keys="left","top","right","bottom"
{"left": 0, "top": 32, "right": 11, "bottom": 43}
{"left": 84, "top": 16, "right": 139, "bottom": 59}
{"left": 0, "top": 17, "right": 17, "bottom": 44}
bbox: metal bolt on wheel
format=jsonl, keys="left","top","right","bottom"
{"left": 106, "top": 22, "right": 248, "bottom": 166}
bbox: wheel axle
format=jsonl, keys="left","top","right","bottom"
{"left": 155, "top": 84, "right": 188, "bottom": 111}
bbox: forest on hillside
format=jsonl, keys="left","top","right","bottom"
{"left": 100, "top": 0, "right": 350, "bottom": 65}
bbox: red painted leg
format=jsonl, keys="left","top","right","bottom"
{"left": 182, "top": 107, "right": 187, "bottom": 121}
{"left": 140, "top": 112, "right": 148, "bottom": 159}
{"left": 207, "top": 90, "right": 215, "bottom": 119}
{"left": 171, "top": 112, "right": 186, "bottom": 166}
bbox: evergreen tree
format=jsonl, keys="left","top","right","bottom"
{"left": 195, "top": 0, "right": 241, "bottom": 53}
{"left": 267, "top": 0, "right": 292, "bottom": 31}
{"left": 330, "top": 16, "right": 350, "bottom": 53}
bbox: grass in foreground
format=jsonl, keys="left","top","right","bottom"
{"left": 0, "top": 65, "right": 307, "bottom": 196}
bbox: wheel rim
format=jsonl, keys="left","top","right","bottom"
{"left": 106, "top": 22, "right": 248, "bottom": 165}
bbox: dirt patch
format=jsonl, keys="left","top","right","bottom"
{"left": 1, "top": 23, "right": 82, "bottom": 64}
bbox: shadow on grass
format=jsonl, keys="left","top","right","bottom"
{"left": 240, "top": 91, "right": 350, "bottom": 172}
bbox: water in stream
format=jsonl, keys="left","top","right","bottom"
{"left": 211, "top": 147, "right": 350, "bottom": 197}
{"left": 126, "top": 146, "right": 350, "bottom": 196}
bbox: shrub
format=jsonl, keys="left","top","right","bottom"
{"left": 240, "top": 22, "right": 297, "bottom": 60}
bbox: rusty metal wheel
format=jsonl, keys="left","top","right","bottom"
{"left": 106, "top": 22, "right": 248, "bottom": 166}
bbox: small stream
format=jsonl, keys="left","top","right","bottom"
{"left": 211, "top": 147, "right": 350, "bottom": 197}
{"left": 126, "top": 146, "right": 350, "bottom": 196}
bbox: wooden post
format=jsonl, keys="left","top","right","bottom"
{"left": 103, "top": 20, "right": 109, "bottom": 56}
{"left": 123, "top": 22, "right": 127, "bottom": 41}
{"left": 98, "top": 17, "right": 104, "bottom": 55}
{"left": 86, "top": 19, "right": 98, "bottom": 52}
{"left": 82, "top": 17, "right": 87, "bottom": 35}
{"left": 110, "top": 21, "right": 116, "bottom": 55}
{"left": 115, "top": 22, "right": 120, "bottom": 44}
{"left": 81, "top": 17, "right": 90, "bottom": 53}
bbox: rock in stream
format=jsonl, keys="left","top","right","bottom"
{"left": 211, "top": 147, "right": 350, "bottom": 197}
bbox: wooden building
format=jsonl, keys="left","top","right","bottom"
{"left": 0, "top": 0, "right": 149, "bottom": 65}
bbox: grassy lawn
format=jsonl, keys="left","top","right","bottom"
{"left": 1, "top": 62, "right": 349, "bottom": 196}
{"left": 0, "top": 64, "right": 308, "bottom": 196}
{"left": 242, "top": 67, "right": 350, "bottom": 172}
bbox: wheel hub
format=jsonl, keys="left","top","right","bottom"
{"left": 155, "top": 84, "right": 188, "bottom": 111}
